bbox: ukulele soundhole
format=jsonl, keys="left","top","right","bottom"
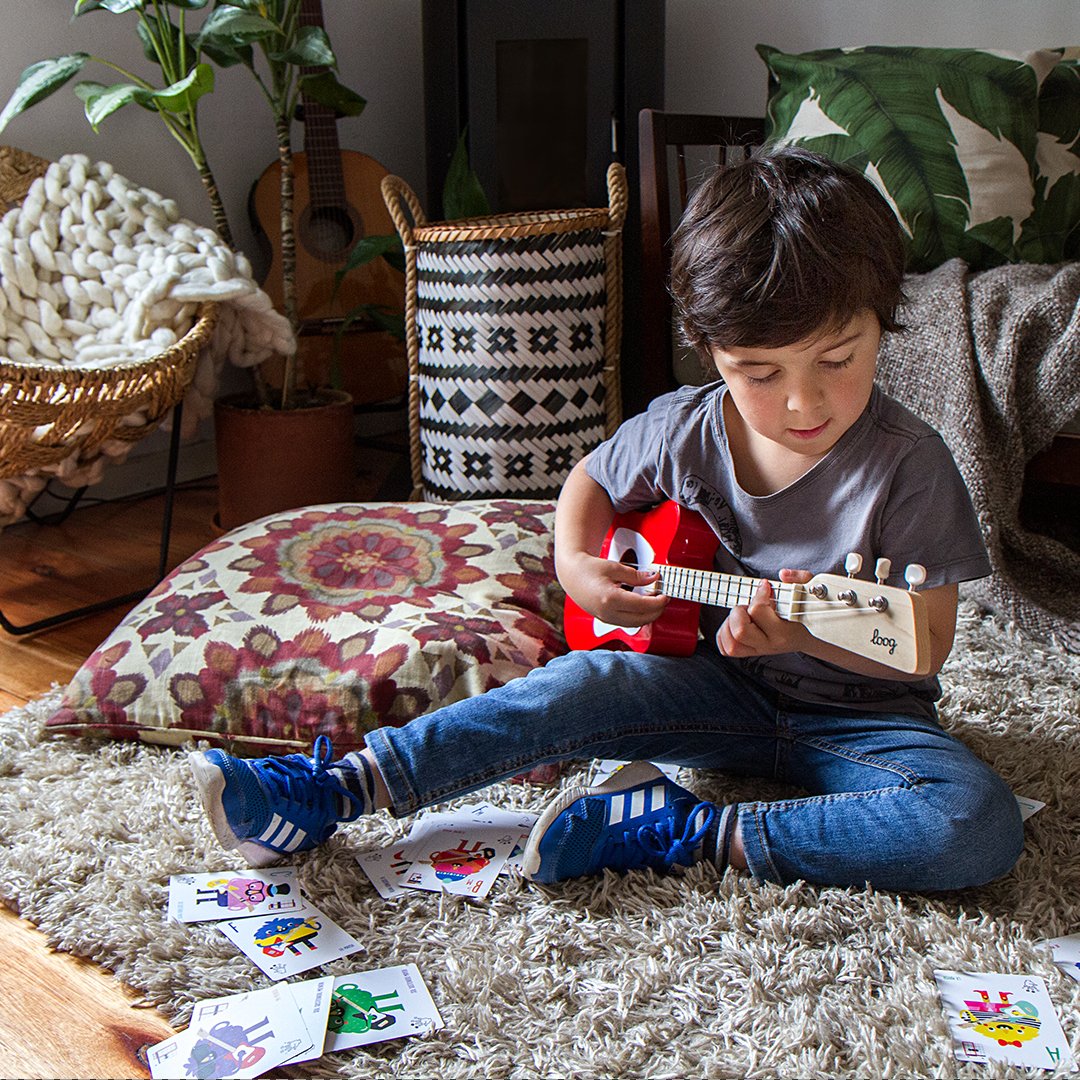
{"left": 299, "top": 204, "right": 360, "bottom": 262}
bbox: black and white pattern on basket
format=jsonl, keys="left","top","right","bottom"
{"left": 415, "top": 230, "right": 610, "bottom": 500}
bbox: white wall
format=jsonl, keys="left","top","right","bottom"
{"left": 666, "top": 0, "right": 1080, "bottom": 116}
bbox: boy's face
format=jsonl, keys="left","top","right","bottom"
{"left": 709, "top": 309, "right": 880, "bottom": 460}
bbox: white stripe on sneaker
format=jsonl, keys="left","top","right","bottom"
{"left": 608, "top": 793, "right": 626, "bottom": 825}
{"left": 259, "top": 813, "right": 283, "bottom": 843}
{"left": 651, "top": 784, "right": 666, "bottom": 812}
{"left": 269, "top": 820, "right": 295, "bottom": 848}
{"left": 630, "top": 788, "right": 645, "bottom": 818}
{"left": 282, "top": 827, "right": 308, "bottom": 852}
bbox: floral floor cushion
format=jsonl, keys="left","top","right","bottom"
{"left": 47, "top": 500, "right": 567, "bottom": 757}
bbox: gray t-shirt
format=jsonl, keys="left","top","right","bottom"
{"left": 585, "top": 382, "right": 991, "bottom": 718}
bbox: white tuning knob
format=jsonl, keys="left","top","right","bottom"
{"left": 845, "top": 552, "right": 863, "bottom": 578}
{"left": 875, "top": 557, "right": 892, "bottom": 584}
{"left": 904, "top": 563, "right": 927, "bottom": 590}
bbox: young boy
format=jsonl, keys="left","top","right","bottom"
{"left": 191, "top": 147, "right": 1023, "bottom": 894}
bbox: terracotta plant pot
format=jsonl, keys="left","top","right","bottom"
{"left": 213, "top": 389, "right": 356, "bottom": 532}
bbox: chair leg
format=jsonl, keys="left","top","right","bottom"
{"left": 0, "top": 403, "right": 184, "bottom": 636}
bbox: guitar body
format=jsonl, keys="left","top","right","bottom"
{"left": 249, "top": 149, "right": 407, "bottom": 404}
{"left": 563, "top": 501, "right": 719, "bottom": 655}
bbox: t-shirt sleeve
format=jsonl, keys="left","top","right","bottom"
{"left": 583, "top": 393, "right": 674, "bottom": 511}
{"left": 880, "top": 433, "right": 991, "bottom": 588}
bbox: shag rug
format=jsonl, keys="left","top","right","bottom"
{"left": 2, "top": 599, "right": 1079, "bottom": 1079}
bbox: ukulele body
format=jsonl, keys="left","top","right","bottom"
{"left": 563, "top": 501, "right": 719, "bottom": 655}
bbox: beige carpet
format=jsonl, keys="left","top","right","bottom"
{"left": 1, "top": 599, "right": 1078, "bottom": 1078}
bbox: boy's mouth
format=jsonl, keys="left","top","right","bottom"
{"left": 788, "top": 420, "right": 830, "bottom": 440}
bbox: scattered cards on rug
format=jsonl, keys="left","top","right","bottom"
{"left": 356, "top": 802, "right": 538, "bottom": 900}
{"left": 145, "top": 982, "right": 314, "bottom": 1079}
{"left": 1044, "top": 933, "right": 1080, "bottom": 985}
{"left": 593, "top": 759, "right": 682, "bottom": 785}
{"left": 218, "top": 903, "right": 363, "bottom": 980}
{"left": 1015, "top": 795, "right": 1047, "bottom": 821}
{"left": 324, "top": 965, "right": 445, "bottom": 1052}
{"left": 934, "top": 970, "right": 1075, "bottom": 1071}
{"left": 167, "top": 867, "right": 307, "bottom": 923}
{"left": 145, "top": 965, "right": 442, "bottom": 1078}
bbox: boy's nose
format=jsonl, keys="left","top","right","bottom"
{"left": 786, "top": 378, "right": 825, "bottom": 413}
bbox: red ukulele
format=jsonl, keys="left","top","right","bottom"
{"left": 563, "top": 501, "right": 931, "bottom": 675}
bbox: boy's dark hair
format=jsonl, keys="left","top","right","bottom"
{"left": 669, "top": 145, "right": 907, "bottom": 357}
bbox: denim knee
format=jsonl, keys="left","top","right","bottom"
{"left": 924, "top": 771, "right": 1024, "bottom": 890}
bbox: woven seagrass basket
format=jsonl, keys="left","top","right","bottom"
{"left": 0, "top": 304, "right": 217, "bottom": 481}
{"left": 383, "top": 164, "right": 626, "bottom": 501}
{"left": 0, "top": 145, "right": 216, "bottom": 489}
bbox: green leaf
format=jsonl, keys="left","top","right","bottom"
{"left": 148, "top": 63, "right": 215, "bottom": 111}
{"left": 269, "top": 25, "right": 335, "bottom": 68}
{"left": 197, "top": 6, "right": 279, "bottom": 50}
{"left": 443, "top": 130, "right": 490, "bottom": 219}
{"left": 334, "top": 234, "right": 406, "bottom": 293}
{"left": 75, "top": 0, "right": 144, "bottom": 15}
{"left": 0, "top": 54, "right": 90, "bottom": 133}
{"left": 298, "top": 71, "right": 365, "bottom": 116}
{"left": 74, "top": 80, "right": 150, "bottom": 128}
{"left": 165, "top": 0, "right": 210, "bottom": 7}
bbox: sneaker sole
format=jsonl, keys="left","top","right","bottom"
{"left": 188, "top": 752, "right": 282, "bottom": 870}
{"left": 520, "top": 760, "right": 665, "bottom": 881}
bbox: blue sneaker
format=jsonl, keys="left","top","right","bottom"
{"left": 189, "top": 735, "right": 363, "bottom": 868}
{"left": 521, "top": 761, "right": 717, "bottom": 884}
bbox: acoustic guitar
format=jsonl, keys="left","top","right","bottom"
{"left": 563, "top": 500, "right": 931, "bottom": 675}
{"left": 248, "top": 0, "right": 405, "bottom": 403}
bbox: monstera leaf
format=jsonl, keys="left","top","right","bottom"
{"left": 758, "top": 45, "right": 1052, "bottom": 271}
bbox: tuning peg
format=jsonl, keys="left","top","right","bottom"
{"left": 904, "top": 563, "right": 927, "bottom": 591}
{"left": 844, "top": 552, "right": 863, "bottom": 578}
{"left": 874, "top": 557, "right": 892, "bottom": 585}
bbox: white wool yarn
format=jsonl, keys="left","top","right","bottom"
{"left": 0, "top": 153, "right": 295, "bottom": 525}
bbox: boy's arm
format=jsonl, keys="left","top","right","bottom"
{"left": 554, "top": 458, "right": 670, "bottom": 627}
{"left": 717, "top": 571, "right": 959, "bottom": 680}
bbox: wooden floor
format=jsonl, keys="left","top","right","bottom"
{"left": 0, "top": 441, "right": 409, "bottom": 1079}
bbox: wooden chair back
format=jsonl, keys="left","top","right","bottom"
{"left": 637, "top": 109, "right": 765, "bottom": 403}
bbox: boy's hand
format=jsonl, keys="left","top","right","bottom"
{"left": 716, "top": 571, "right": 812, "bottom": 659}
{"left": 562, "top": 553, "right": 670, "bottom": 628}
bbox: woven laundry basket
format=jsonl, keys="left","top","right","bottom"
{"left": 382, "top": 164, "right": 626, "bottom": 501}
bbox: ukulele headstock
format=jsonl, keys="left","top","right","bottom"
{"left": 799, "top": 558, "right": 931, "bottom": 675}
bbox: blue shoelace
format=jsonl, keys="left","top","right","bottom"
{"left": 603, "top": 801, "right": 718, "bottom": 872}
{"left": 256, "top": 735, "right": 362, "bottom": 825}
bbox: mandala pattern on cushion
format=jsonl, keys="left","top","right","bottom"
{"left": 47, "top": 500, "right": 566, "bottom": 756}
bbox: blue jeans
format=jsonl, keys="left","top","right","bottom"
{"left": 364, "top": 647, "right": 1023, "bottom": 892}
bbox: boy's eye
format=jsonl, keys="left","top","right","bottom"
{"left": 821, "top": 355, "right": 854, "bottom": 370}
{"left": 743, "top": 370, "right": 779, "bottom": 385}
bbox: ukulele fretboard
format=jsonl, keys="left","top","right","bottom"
{"left": 656, "top": 564, "right": 798, "bottom": 620}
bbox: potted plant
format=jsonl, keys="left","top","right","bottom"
{"left": 0, "top": 0, "right": 374, "bottom": 529}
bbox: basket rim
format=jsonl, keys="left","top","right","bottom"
{"left": 0, "top": 302, "right": 218, "bottom": 386}
{"left": 413, "top": 207, "right": 611, "bottom": 243}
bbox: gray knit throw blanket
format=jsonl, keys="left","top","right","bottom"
{"left": 877, "top": 258, "right": 1080, "bottom": 653}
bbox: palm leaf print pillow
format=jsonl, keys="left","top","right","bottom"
{"left": 757, "top": 45, "right": 1063, "bottom": 272}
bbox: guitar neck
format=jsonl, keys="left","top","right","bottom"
{"left": 656, "top": 564, "right": 798, "bottom": 620}
{"left": 298, "top": 0, "right": 345, "bottom": 208}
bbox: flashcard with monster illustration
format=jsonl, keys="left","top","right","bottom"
{"left": 168, "top": 868, "right": 306, "bottom": 923}
{"left": 323, "top": 964, "right": 444, "bottom": 1052}
{"left": 934, "top": 970, "right": 1075, "bottom": 1071}
{"left": 218, "top": 903, "right": 362, "bottom": 980}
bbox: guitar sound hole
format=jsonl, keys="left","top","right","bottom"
{"left": 300, "top": 206, "right": 357, "bottom": 260}
{"left": 619, "top": 549, "right": 638, "bottom": 590}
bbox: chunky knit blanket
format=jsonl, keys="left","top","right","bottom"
{"left": 0, "top": 153, "right": 293, "bottom": 524}
{"left": 877, "top": 258, "right": 1080, "bottom": 652}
